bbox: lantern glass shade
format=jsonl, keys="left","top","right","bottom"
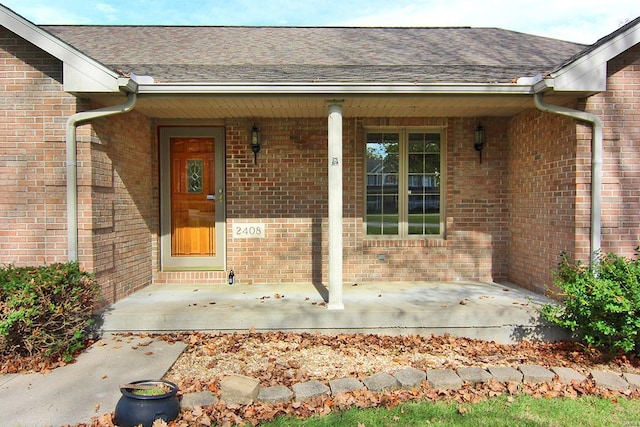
{"left": 250, "top": 125, "right": 261, "bottom": 165}
{"left": 251, "top": 126, "right": 261, "bottom": 148}
{"left": 474, "top": 124, "right": 486, "bottom": 150}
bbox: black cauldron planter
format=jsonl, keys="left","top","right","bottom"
{"left": 114, "top": 380, "right": 180, "bottom": 427}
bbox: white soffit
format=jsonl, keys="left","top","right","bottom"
{"left": 89, "top": 93, "right": 557, "bottom": 119}
{"left": 551, "top": 21, "right": 640, "bottom": 92}
{"left": 0, "top": 5, "right": 120, "bottom": 92}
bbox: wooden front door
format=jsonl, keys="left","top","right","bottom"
{"left": 160, "top": 127, "right": 225, "bottom": 270}
{"left": 171, "top": 138, "right": 216, "bottom": 256}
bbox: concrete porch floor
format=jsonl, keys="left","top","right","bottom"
{"left": 94, "top": 281, "right": 568, "bottom": 344}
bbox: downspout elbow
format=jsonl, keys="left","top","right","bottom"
{"left": 65, "top": 92, "right": 137, "bottom": 262}
{"left": 533, "top": 93, "right": 603, "bottom": 266}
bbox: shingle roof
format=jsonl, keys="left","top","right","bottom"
{"left": 42, "top": 26, "right": 586, "bottom": 84}
{"left": 552, "top": 16, "right": 640, "bottom": 73}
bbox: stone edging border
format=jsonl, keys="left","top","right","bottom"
{"left": 179, "top": 364, "right": 640, "bottom": 408}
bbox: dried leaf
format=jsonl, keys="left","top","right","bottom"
{"left": 199, "top": 414, "right": 212, "bottom": 426}
{"left": 458, "top": 405, "right": 472, "bottom": 415}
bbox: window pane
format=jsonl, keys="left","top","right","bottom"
{"left": 409, "top": 133, "right": 440, "bottom": 152}
{"left": 366, "top": 134, "right": 399, "bottom": 235}
{"left": 186, "top": 159, "right": 203, "bottom": 193}
{"left": 408, "top": 213, "right": 440, "bottom": 235}
{"left": 408, "top": 174, "right": 424, "bottom": 192}
{"left": 366, "top": 132, "right": 441, "bottom": 237}
{"left": 424, "top": 194, "right": 440, "bottom": 213}
{"left": 408, "top": 133, "right": 424, "bottom": 152}
{"left": 408, "top": 153, "right": 423, "bottom": 173}
{"left": 367, "top": 195, "right": 382, "bottom": 214}
{"left": 367, "top": 214, "right": 399, "bottom": 235}
{"left": 381, "top": 216, "right": 399, "bottom": 235}
{"left": 383, "top": 194, "right": 398, "bottom": 212}
{"left": 425, "top": 156, "right": 440, "bottom": 179}
{"left": 408, "top": 194, "right": 422, "bottom": 214}
{"left": 408, "top": 133, "right": 440, "bottom": 235}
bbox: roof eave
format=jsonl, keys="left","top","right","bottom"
{"left": 549, "top": 18, "right": 640, "bottom": 92}
{"left": 0, "top": 5, "right": 122, "bottom": 93}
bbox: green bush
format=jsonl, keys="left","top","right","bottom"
{"left": 0, "top": 262, "right": 100, "bottom": 362}
{"left": 540, "top": 251, "right": 640, "bottom": 355}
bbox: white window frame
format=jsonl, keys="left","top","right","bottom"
{"left": 363, "top": 127, "right": 446, "bottom": 240}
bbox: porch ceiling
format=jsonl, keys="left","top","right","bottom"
{"left": 90, "top": 92, "right": 578, "bottom": 119}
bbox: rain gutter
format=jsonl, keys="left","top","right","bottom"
{"left": 135, "top": 82, "right": 536, "bottom": 95}
{"left": 533, "top": 92, "right": 603, "bottom": 265}
{"left": 65, "top": 91, "right": 137, "bottom": 262}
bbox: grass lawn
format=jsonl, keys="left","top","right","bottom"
{"left": 259, "top": 395, "right": 640, "bottom": 426}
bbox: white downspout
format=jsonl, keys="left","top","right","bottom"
{"left": 65, "top": 92, "right": 137, "bottom": 262}
{"left": 533, "top": 93, "right": 603, "bottom": 265}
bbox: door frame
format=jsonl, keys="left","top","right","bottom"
{"left": 159, "top": 126, "right": 226, "bottom": 271}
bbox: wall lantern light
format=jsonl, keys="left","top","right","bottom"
{"left": 251, "top": 124, "right": 261, "bottom": 165}
{"left": 474, "top": 123, "right": 486, "bottom": 164}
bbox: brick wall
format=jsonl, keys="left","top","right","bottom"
{"left": 87, "top": 110, "right": 155, "bottom": 304}
{"left": 224, "top": 118, "right": 331, "bottom": 284}
{"left": 587, "top": 44, "right": 640, "bottom": 258}
{"left": 508, "top": 44, "right": 640, "bottom": 294}
{"left": 443, "top": 117, "right": 509, "bottom": 282}
{"left": 221, "top": 116, "right": 510, "bottom": 285}
{"left": 507, "top": 107, "right": 586, "bottom": 292}
{"left": 0, "top": 28, "right": 155, "bottom": 304}
{"left": 0, "top": 28, "right": 76, "bottom": 265}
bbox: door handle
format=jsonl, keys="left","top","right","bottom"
{"left": 207, "top": 189, "right": 224, "bottom": 202}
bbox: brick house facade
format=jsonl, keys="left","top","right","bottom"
{"left": 1, "top": 6, "right": 639, "bottom": 306}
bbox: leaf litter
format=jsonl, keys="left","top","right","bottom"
{"left": 7, "top": 331, "right": 640, "bottom": 426}
{"left": 158, "top": 332, "right": 640, "bottom": 426}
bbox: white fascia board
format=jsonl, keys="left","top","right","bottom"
{"left": 551, "top": 55, "right": 607, "bottom": 93}
{"left": 63, "top": 62, "right": 120, "bottom": 93}
{"left": 1, "top": 5, "right": 120, "bottom": 92}
{"left": 551, "top": 24, "right": 640, "bottom": 92}
{"left": 136, "top": 82, "right": 536, "bottom": 95}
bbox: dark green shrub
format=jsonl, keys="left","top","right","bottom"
{"left": 0, "top": 262, "right": 100, "bottom": 362}
{"left": 540, "top": 251, "right": 640, "bottom": 355}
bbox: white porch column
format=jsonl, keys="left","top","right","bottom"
{"left": 327, "top": 100, "right": 344, "bottom": 310}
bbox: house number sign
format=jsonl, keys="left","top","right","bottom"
{"left": 232, "top": 222, "right": 265, "bottom": 239}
